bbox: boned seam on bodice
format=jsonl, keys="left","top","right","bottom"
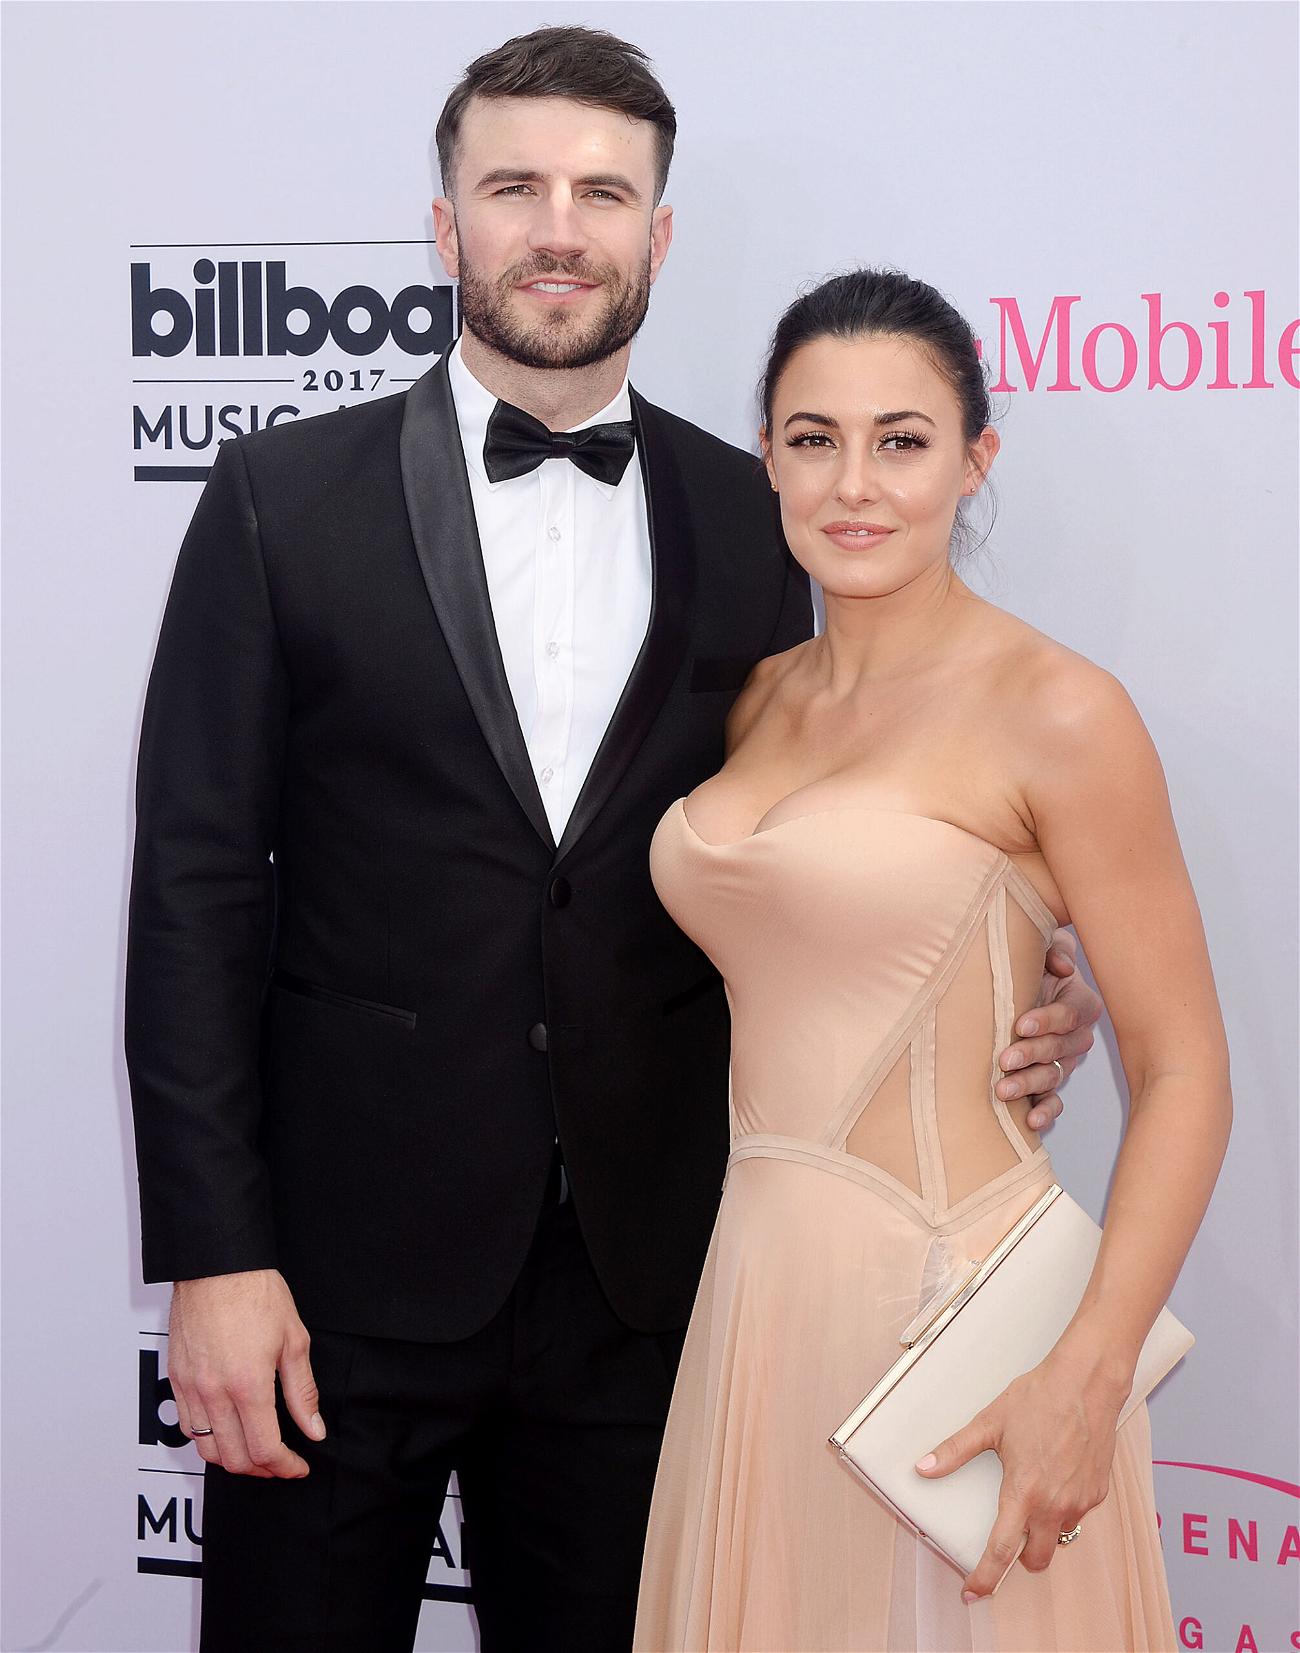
{"left": 822, "top": 850, "right": 1003, "bottom": 1148}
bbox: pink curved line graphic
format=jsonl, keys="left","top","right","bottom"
{"left": 1153, "top": 1461, "right": 1300, "bottom": 1500}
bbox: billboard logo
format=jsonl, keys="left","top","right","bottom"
{"left": 129, "top": 240, "right": 457, "bottom": 483}
{"left": 131, "top": 260, "right": 447, "bottom": 359}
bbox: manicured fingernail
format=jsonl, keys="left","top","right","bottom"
{"left": 1020, "top": 1017, "right": 1038, "bottom": 1036}
{"left": 310, "top": 1413, "right": 326, "bottom": 1440}
{"left": 1000, "top": 1081, "right": 1020, "bottom": 1099}
{"left": 962, "top": 1590, "right": 979, "bottom": 1605}
{"left": 1003, "top": 1051, "right": 1023, "bottom": 1069}
{"left": 916, "top": 1453, "right": 937, "bottom": 1471}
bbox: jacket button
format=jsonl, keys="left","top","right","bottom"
{"left": 549, "top": 877, "right": 572, "bottom": 908}
{"left": 527, "top": 1022, "right": 549, "bottom": 1052}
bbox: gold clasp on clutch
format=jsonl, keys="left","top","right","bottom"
{"left": 897, "top": 1184, "right": 1064, "bottom": 1350}
{"left": 899, "top": 1261, "right": 983, "bottom": 1349}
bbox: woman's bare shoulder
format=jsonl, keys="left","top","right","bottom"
{"left": 975, "top": 603, "right": 1146, "bottom": 753}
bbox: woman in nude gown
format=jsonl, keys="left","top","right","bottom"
{"left": 634, "top": 270, "right": 1231, "bottom": 1653}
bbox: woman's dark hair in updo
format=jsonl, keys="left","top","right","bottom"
{"left": 760, "top": 267, "right": 990, "bottom": 448}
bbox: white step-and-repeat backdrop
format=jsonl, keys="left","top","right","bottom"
{"left": 3, "top": 3, "right": 1296, "bottom": 1650}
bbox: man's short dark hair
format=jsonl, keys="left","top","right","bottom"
{"left": 436, "top": 25, "right": 677, "bottom": 204}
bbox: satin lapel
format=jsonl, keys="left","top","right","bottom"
{"left": 554, "top": 389, "right": 696, "bottom": 866}
{"left": 399, "top": 357, "right": 554, "bottom": 849}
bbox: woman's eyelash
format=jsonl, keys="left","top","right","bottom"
{"left": 784, "top": 429, "right": 932, "bottom": 450}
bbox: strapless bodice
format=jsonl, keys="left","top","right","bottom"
{"left": 650, "top": 797, "right": 1060, "bottom": 1226}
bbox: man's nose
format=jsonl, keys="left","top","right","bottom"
{"left": 526, "top": 186, "right": 590, "bottom": 264}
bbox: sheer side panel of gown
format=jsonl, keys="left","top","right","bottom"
{"left": 838, "top": 873, "right": 1053, "bottom": 1225}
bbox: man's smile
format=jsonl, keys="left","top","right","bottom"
{"left": 516, "top": 277, "right": 600, "bottom": 303}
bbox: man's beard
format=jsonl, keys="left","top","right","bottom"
{"left": 457, "top": 249, "right": 651, "bottom": 371}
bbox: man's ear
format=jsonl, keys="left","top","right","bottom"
{"left": 432, "top": 197, "right": 459, "bottom": 280}
{"left": 648, "top": 204, "right": 673, "bottom": 286}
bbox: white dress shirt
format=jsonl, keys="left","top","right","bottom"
{"left": 446, "top": 339, "right": 653, "bottom": 840}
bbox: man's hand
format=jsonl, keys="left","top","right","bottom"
{"left": 168, "top": 1269, "right": 324, "bottom": 1479}
{"left": 996, "top": 929, "right": 1101, "bottom": 1132}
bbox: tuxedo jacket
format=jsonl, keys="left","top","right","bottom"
{"left": 125, "top": 353, "right": 813, "bottom": 1341}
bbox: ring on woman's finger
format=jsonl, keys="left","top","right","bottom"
{"left": 190, "top": 1426, "right": 215, "bottom": 1437}
{"left": 1057, "top": 1522, "right": 1082, "bottom": 1545}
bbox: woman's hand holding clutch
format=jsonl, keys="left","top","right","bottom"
{"left": 914, "top": 1333, "right": 1134, "bottom": 1601}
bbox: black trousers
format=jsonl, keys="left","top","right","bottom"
{"left": 199, "top": 1188, "right": 686, "bottom": 1652}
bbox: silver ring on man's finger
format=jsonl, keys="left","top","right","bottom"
{"left": 190, "top": 1427, "right": 215, "bottom": 1437}
{"left": 1050, "top": 1058, "right": 1065, "bottom": 1089}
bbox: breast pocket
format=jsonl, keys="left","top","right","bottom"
{"left": 270, "top": 970, "right": 417, "bottom": 1030}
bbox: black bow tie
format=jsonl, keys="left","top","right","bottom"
{"left": 483, "top": 398, "right": 636, "bottom": 487}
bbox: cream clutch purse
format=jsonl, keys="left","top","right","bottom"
{"left": 830, "top": 1183, "right": 1193, "bottom": 1582}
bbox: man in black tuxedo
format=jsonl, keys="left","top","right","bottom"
{"left": 126, "top": 26, "right": 1099, "bottom": 1652}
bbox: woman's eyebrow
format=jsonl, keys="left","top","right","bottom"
{"left": 875, "top": 409, "right": 936, "bottom": 426}
{"left": 782, "top": 408, "right": 938, "bottom": 430}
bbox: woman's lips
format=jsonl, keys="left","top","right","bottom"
{"left": 821, "top": 522, "right": 895, "bottom": 551}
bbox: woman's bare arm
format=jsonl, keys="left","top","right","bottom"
{"left": 920, "top": 650, "right": 1231, "bottom": 1599}
{"left": 1027, "top": 658, "right": 1230, "bottom": 1368}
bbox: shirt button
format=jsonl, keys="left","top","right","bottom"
{"left": 547, "top": 525, "right": 561, "bottom": 542}
{"left": 546, "top": 640, "right": 560, "bottom": 659}
{"left": 540, "top": 765, "right": 554, "bottom": 784}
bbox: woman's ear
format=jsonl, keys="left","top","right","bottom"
{"left": 965, "top": 425, "right": 1000, "bottom": 493}
{"left": 760, "top": 428, "right": 778, "bottom": 493}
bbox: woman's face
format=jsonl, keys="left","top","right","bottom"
{"left": 763, "top": 332, "right": 998, "bottom": 600}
